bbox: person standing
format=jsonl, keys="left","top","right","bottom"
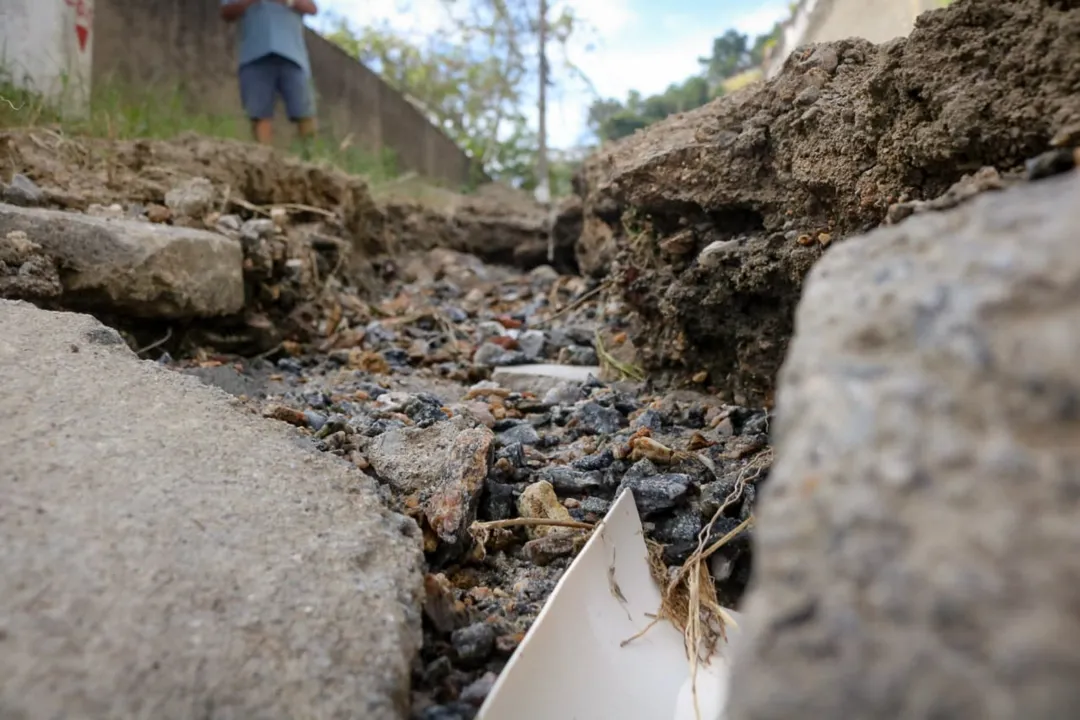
{"left": 220, "top": 0, "right": 319, "bottom": 147}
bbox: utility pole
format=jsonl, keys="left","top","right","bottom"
{"left": 536, "top": 0, "right": 550, "bottom": 206}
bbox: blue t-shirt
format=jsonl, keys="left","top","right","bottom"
{"left": 224, "top": 0, "right": 311, "bottom": 75}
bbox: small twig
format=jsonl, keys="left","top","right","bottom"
{"left": 536, "top": 279, "right": 613, "bottom": 327}
{"left": 698, "top": 515, "right": 755, "bottom": 563}
{"left": 253, "top": 342, "right": 284, "bottom": 362}
{"left": 226, "top": 196, "right": 271, "bottom": 216}
{"left": 596, "top": 329, "right": 645, "bottom": 382}
{"left": 471, "top": 518, "right": 595, "bottom": 532}
{"left": 136, "top": 327, "right": 172, "bottom": 355}
{"left": 277, "top": 202, "right": 336, "bottom": 218}
{"left": 0, "top": 94, "right": 25, "bottom": 112}
{"left": 620, "top": 617, "right": 662, "bottom": 647}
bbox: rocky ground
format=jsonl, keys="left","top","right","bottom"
{"left": 0, "top": 132, "right": 770, "bottom": 718}
{"left": 3, "top": 0, "right": 1080, "bottom": 717}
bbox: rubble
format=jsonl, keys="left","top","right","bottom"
{"left": 574, "top": 0, "right": 1080, "bottom": 404}
{"left": 8, "top": 4, "right": 1077, "bottom": 712}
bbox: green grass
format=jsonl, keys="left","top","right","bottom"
{"left": 0, "top": 69, "right": 401, "bottom": 185}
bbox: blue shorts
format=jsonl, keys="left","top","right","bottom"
{"left": 238, "top": 53, "right": 314, "bottom": 121}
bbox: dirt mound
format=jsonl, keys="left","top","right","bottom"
{"left": 0, "top": 130, "right": 386, "bottom": 275}
{"left": 0, "top": 131, "right": 567, "bottom": 279}
{"left": 575, "top": 0, "right": 1080, "bottom": 404}
{"left": 378, "top": 182, "right": 576, "bottom": 274}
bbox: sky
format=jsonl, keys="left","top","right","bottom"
{"left": 311, "top": 0, "right": 791, "bottom": 149}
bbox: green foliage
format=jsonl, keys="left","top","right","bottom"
{"left": 0, "top": 68, "right": 398, "bottom": 184}
{"left": 587, "top": 20, "right": 784, "bottom": 144}
{"left": 325, "top": 0, "right": 593, "bottom": 195}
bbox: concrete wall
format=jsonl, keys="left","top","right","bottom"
{"left": 766, "top": 0, "right": 940, "bottom": 78}
{"left": 0, "top": 0, "right": 94, "bottom": 115}
{"left": 88, "top": 0, "right": 476, "bottom": 186}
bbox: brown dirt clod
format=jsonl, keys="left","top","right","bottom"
{"left": 574, "top": 0, "right": 1080, "bottom": 405}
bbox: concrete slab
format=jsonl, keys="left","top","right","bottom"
{"left": 491, "top": 363, "right": 601, "bottom": 395}
{"left": 0, "top": 300, "right": 424, "bottom": 719}
{"left": 0, "top": 203, "right": 244, "bottom": 318}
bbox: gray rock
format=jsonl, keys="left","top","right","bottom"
{"left": 423, "top": 426, "right": 495, "bottom": 560}
{"left": 359, "top": 415, "right": 478, "bottom": 494}
{"left": 517, "top": 329, "right": 547, "bottom": 359}
{"left": 571, "top": 401, "right": 627, "bottom": 435}
{"left": 729, "top": 171, "right": 1080, "bottom": 720}
{"left": 0, "top": 203, "right": 243, "bottom": 318}
{"left": 580, "top": 496, "right": 612, "bottom": 516}
{"left": 216, "top": 213, "right": 243, "bottom": 233}
{"left": 558, "top": 344, "right": 600, "bottom": 366}
{"left": 632, "top": 408, "right": 665, "bottom": 432}
{"left": 475, "top": 321, "right": 507, "bottom": 342}
{"left": 3, "top": 174, "right": 45, "bottom": 207}
{"left": 652, "top": 510, "right": 703, "bottom": 546}
{"left": 528, "top": 264, "right": 560, "bottom": 287}
{"left": 460, "top": 671, "right": 498, "bottom": 706}
{"left": 539, "top": 465, "right": 604, "bottom": 494}
{"left": 164, "top": 176, "right": 216, "bottom": 218}
{"left": 451, "top": 623, "right": 496, "bottom": 666}
{"left": 542, "top": 380, "right": 586, "bottom": 405}
{"left": 617, "top": 473, "right": 693, "bottom": 517}
{"left": 0, "top": 301, "right": 423, "bottom": 720}
{"left": 482, "top": 481, "right": 518, "bottom": 521}
{"left": 473, "top": 341, "right": 525, "bottom": 367}
{"left": 496, "top": 422, "right": 541, "bottom": 447}
{"left": 240, "top": 218, "right": 276, "bottom": 243}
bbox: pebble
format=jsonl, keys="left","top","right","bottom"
{"left": 473, "top": 342, "right": 526, "bottom": 367}
{"left": 571, "top": 401, "right": 626, "bottom": 436}
{"left": 517, "top": 480, "right": 573, "bottom": 538}
{"left": 617, "top": 473, "right": 694, "bottom": 517}
{"left": 516, "top": 329, "right": 546, "bottom": 359}
{"left": 558, "top": 344, "right": 599, "bottom": 366}
{"left": 580, "top": 496, "right": 612, "bottom": 516}
{"left": 631, "top": 408, "right": 665, "bottom": 432}
{"left": 476, "top": 321, "right": 507, "bottom": 342}
{"left": 496, "top": 422, "right": 540, "bottom": 447}
{"left": 542, "top": 380, "right": 585, "bottom": 406}
{"left": 524, "top": 531, "right": 579, "bottom": 565}
{"left": 482, "top": 480, "right": 518, "bottom": 521}
{"left": 418, "top": 702, "right": 474, "bottom": 720}
{"left": 3, "top": 174, "right": 45, "bottom": 207}
{"left": 164, "top": 177, "right": 216, "bottom": 218}
{"left": 451, "top": 622, "right": 496, "bottom": 666}
{"left": 539, "top": 465, "right": 604, "bottom": 494}
{"left": 459, "top": 671, "right": 498, "bottom": 706}
{"left": 570, "top": 448, "right": 614, "bottom": 472}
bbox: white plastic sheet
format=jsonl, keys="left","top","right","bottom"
{"left": 479, "top": 490, "right": 741, "bottom": 720}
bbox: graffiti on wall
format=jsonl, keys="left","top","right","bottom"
{"left": 65, "top": 0, "right": 93, "bottom": 52}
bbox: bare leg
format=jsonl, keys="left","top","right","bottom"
{"left": 252, "top": 118, "right": 273, "bottom": 144}
{"left": 295, "top": 117, "right": 316, "bottom": 159}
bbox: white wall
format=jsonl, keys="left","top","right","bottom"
{"left": 0, "top": 0, "right": 94, "bottom": 115}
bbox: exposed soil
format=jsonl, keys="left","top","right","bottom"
{"left": 571, "top": 0, "right": 1080, "bottom": 405}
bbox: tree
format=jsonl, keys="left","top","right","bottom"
{"left": 699, "top": 29, "right": 751, "bottom": 86}
{"left": 587, "top": 76, "right": 717, "bottom": 144}
{"left": 323, "top": 0, "right": 594, "bottom": 193}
